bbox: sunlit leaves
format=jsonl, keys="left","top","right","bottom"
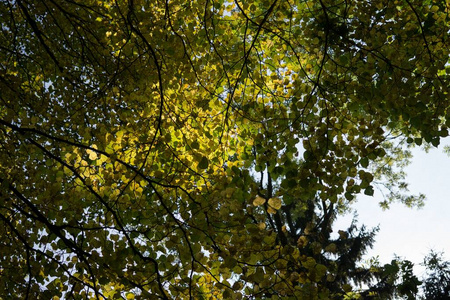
{"left": 252, "top": 196, "right": 265, "bottom": 206}
{"left": 268, "top": 197, "right": 282, "bottom": 209}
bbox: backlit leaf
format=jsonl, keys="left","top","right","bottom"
{"left": 253, "top": 196, "right": 266, "bottom": 206}
{"left": 268, "top": 197, "right": 282, "bottom": 210}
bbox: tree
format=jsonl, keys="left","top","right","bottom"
{"left": 0, "top": 0, "right": 449, "bottom": 298}
{"left": 420, "top": 251, "right": 450, "bottom": 299}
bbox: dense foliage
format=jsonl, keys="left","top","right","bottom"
{"left": 1, "top": 0, "right": 449, "bottom": 298}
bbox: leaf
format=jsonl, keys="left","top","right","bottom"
{"left": 198, "top": 156, "right": 209, "bottom": 169}
{"left": 253, "top": 196, "right": 266, "bottom": 206}
{"left": 343, "top": 284, "right": 352, "bottom": 293}
{"left": 360, "top": 157, "right": 369, "bottom": 168}
{"left": 126, "top": 293, "right": 135, "bottom": 299}
{"left": 88, "top": 150, "right": 98, "bottom": 160}
{"left": 267, "top": 206, "right": 277, "bottom": 214}
{"left": 431, "top": 138, "right": 440, "bottom": 147}
{"left": 191, "top": 140, "right": 200, "bottom": 150}
{"left": 364, "top": 186, "right": 374, "bottom": 196}
{"left": 268, "top": 197, "right": 282, "bottom": 210}
{"left": 303, "top": 150, "right": 313, "bottom": 160}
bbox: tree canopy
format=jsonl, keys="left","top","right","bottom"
{"left": 0, "top": 0, "right": 449, "bottom": 299}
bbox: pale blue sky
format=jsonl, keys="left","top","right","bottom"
{"left": 335, "top": 142, "right": 450, "bottom": 276}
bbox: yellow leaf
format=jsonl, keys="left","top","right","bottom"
{"left": 297, "top": 236, "right": 308, "bottom": 248}
{"left": 268, "top": 197, "right": 282, "bottom": 210}
{"left": 87, "top": 150, "right": 98, "bottom": 160}
{"left": 253, "top": 196, "right": 266, "bottom": 206}
{"left": 267, "top": 206, "right": 277, "bottom": 214}
{"left": 126, "top": 293, "right": 135, "bottom": 300}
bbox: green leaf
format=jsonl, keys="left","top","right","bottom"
{"left": 198, "top": 156, "right": 209, "bottom": 169}
{"left": 191, "top": 140, "right": 200, "bottom": 150}
{"left": 360, "top": 157, "right": 369, "bottom": 168}
{"left": 431, "top": 138, "right": 440, "bottom": 147}
{"left": 303, "top": 150, "right": 313, "bottom": 160}
{"left": 364, "top": 186, "right": 374, "bottom": 196}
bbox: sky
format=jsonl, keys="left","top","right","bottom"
{"left": 335, "top": 141, "right": 450, "bottom": 277}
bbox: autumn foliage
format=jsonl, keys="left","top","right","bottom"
{"left": 0, "top": 0, "right": 449, "bottom": 299}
